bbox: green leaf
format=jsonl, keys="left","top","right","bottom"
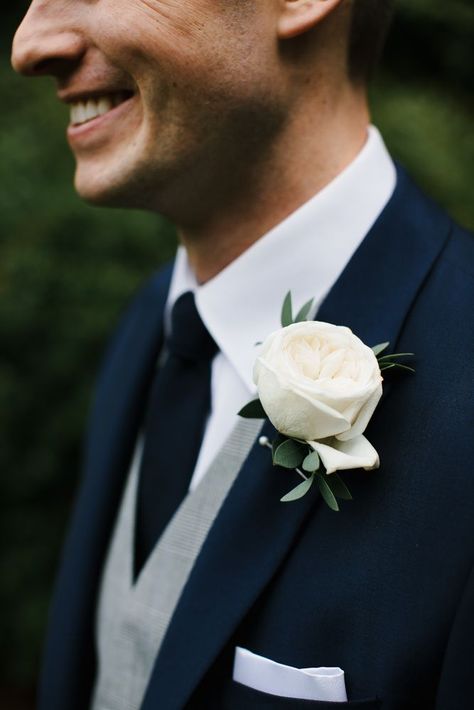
{"left": 317, "top": 473, "right": 340, "bottom": 511}
{"left": 384, "top": 362, "right": 415, "bottom": 373}
{"left": 281, "top": 291, "right": 293, "bottom": 327}
{"left": 377, "top": 352, "right": 414, "bottom": 361}
{"left": 372, "top": 342, "right": 390, "bottom": 357}
{"left": 302, "top": 450, "right": 320, "bottom": 473}
{"left": 273, "top": 438, "right": 307, "bottom": 469}
{"left": 271, "top": 433, "right": 287, "bottom": 459}
{"left": 294, "top": 298, "right": 314, "bottom": 323}
{"left": 380, "top": 363, "right": 415, "bottom": 373}
{"left": 238, "top": 399, "right": 267, "bottom": 419}
{"left": 280, "top": 472, "right": 315, "bottom": 503}
{"left": 326, "top": 472, "right": 353, "bottom": 500}
{"left": 394, "top": 363, "right": 415, "bottom": 373}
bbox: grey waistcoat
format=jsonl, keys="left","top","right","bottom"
{"left": 91, "top": 417, "right": 262, "bottom": 710}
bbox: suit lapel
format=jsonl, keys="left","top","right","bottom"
{"left": 142, "top": 415, "right": 317, "bottom": 710}
{"left": 316, "top": 165, "right": 451, "bottom": 346}
{"left": 142, "top": 167, "right": 452, "bottom": 710}
{"left": 39, "top": 265, "right": 173, "bottom": 710}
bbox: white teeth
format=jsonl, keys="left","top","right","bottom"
{"left": 69, "top": 94, "right": 126, "bottom": 126}
{"left": 98, "top": 97, "right": 113, "bottom": 116}
{"left": 71, "top": 103, "right": 86, "bottom": 125}
{"left": 84, "top": 100, "right": 97, "bottom": 122}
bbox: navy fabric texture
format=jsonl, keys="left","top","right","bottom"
{"left": 222, "top": 682, "right": 382, "bottom": 709}
{"left": 38, "top": 167, "right": 474, "bottom": 710}
{"left": 134, "top": 291, "right": 217, "bottom": 578}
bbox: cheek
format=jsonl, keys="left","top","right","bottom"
{"left": 94, "top": 0, "right": 218, "bottom": 65}
{"left": 94, "top": 0, "right": 274, "bottom": 96}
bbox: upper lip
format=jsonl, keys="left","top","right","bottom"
{"left": 58, "top": 87, "right": 135, "bottom": 104}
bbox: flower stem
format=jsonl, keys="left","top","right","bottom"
{"left": 295, "top": 468, "right": 309, "bottom": 482}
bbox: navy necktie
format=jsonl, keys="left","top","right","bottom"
{"left": 134, "top": 291, "right": 218, "bottom": 579}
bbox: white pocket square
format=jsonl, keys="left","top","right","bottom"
{"left": 233, "top": 646, "right": 348, "bottom": 702}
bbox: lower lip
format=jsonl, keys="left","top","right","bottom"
{"left": 67, "top": 95, "right": 137, "bottom": 146}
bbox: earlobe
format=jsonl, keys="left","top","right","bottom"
{"left": 277, "top": 0, "right": 344, "bottom": 40}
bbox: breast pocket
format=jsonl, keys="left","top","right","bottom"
{"left": 224, "top": 681, "right": 382, "bottom": 709}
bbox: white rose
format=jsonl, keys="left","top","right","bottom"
{"left": 253, "top": 321, "right": 383, "bottom": 474}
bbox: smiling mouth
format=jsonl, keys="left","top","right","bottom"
{"left": 69, "top": 91, "right": 134, "bottom": 126}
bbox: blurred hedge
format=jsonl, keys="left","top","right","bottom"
{"left": 1, "top": 0, "right": 473, "bottom": 704}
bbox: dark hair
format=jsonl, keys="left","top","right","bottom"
{"left": 348, "top": 0, "right": 395, "bottom": 83}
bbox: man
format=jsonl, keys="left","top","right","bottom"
{"left": 12, "top": 1, "right": 473, "bottom": 709}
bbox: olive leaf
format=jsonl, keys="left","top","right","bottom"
{"left": 238, "top": 399, "right": 267, "bottom": 419}
{"left": 281, "top": 291, "right": 293, "bottom": 327}
{"left": 372, "top": 342, "right": 390, "bottom": 357}
{"left": 294, "top": 298, "right": 314, "bottom": 323}
{"left": 326, "top": 472, "right": 353, "bottom": 500}
{"left": 316, "top": 473, "right": 340, "bottom": 512}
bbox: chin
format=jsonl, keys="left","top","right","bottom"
{"left": 73, "top": 163, "right": 148, "bottom": 210}
{"left": 75, "top": 182, "right": 126, "bottom": 208}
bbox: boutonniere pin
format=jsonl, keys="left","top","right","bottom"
{"left": 239, "top": 293, "right": 414, "bottom": 510}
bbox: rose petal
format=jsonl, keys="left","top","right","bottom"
{"left": 308, "top": 435, "right": 380, "bottom": 474}
{"left": 319, "top": 348, "right": 346, "bottom": 379}
{"left": 256, "top": 360, "right": 352, "bottom": 440}
{"left": 336, "top": 383, "right": 383, "bottom": 441}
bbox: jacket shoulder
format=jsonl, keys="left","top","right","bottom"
{"left": 443, "top": 221, "right": 474, "bottom": 280}
{"left": 395, "top": 164, "right": 474, "bottom": 304}
{"left": 101, "top": 261, "right": 173, "bottom": 367}
{"left": 90, "top": 260, "right": 174, "bottom": 411}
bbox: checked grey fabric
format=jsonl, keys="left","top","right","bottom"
{"left": 91, "top": 416, "right": 263, "bottom": 710}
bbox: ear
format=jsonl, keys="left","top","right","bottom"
{"left": 277, "top": 0, "right": 345, "bottom": 40}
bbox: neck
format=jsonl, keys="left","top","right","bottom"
{"left": 178, "top": 85, "right": 369, "bottom": 285}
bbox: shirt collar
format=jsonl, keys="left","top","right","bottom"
{"left": 167, "top": 125, "right": 396, "bottom": 393}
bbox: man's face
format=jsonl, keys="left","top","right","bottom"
{"left": 12, "top": 0, "right": 285, "bottom": 218}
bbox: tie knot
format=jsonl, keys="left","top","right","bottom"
{"left": 168, "top": 291, "right": 217, "bottom": 361}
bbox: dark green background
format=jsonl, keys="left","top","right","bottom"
{"left": 1, "top": 2, "right": 473, "bottom": 707}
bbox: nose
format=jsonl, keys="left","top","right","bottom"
{"left": 12, "top": 0, "right": 86, "bottom": 78}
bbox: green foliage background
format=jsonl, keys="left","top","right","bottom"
{"left": 1, "top": 1, "right": 473, "bottom": 704}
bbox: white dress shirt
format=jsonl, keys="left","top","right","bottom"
{"left": 165, "top": 125, "right": 396, "bottom": 490}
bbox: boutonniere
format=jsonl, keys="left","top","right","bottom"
{"left": 239, "top": 293, "right": 414, "bottom": 510}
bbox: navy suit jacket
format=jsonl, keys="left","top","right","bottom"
{"left": 38, "top": 167, "right": 474, "bottom": 710}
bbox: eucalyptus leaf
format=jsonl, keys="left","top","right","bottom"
{"left": 326, "top": 472, "right": 353, "bottom": 500}
{"left": 271, "top": 434, "right": 287, "bottom": 459}
{"left": 317, "top": 473, "right": 340, "bottom": 511}
{"left": 294, "top": 298, "right": 314, "bottom": 323}
{"left": 273, "top": 438, "right": 307, "bottom": 469}
{"left": 281, "top": 291, "right": 293, "bottom": 327}
{"left": 372, "top": 342, "right": 390, "bottom": 357}
{"left": 280, "top": 473, "right": 315, "bottom": 503}
{"left": 302, "top": 450, "right": 320, "bottom": 473}
{"left": 238, "top": 399, "right": 267, "bottom": 419}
